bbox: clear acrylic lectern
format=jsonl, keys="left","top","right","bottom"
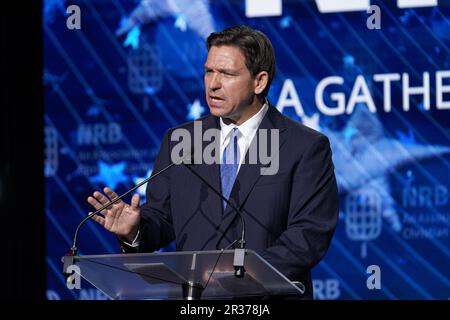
{"left": 66, "top": 249, "right": 304, "bottom": 300}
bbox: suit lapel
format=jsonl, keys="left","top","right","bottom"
{"left": 190, "top": 115, "right": 223, "bottom": 227}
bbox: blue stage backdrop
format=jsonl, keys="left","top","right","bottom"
{"left": 44, "top": 0, "right": 450, "bottom": 300}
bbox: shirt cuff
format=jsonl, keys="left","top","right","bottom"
{"left": 121, "top": 230, "right": 140, "bottom": 248}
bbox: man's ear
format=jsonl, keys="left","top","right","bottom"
{"left": 253, "top": 71, "right": 269, "bottom": 95}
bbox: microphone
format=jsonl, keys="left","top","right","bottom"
{"left": 63, "top": 153, "right": 189, "bottom": 274}
{"left": 181, "top": 161, "right": 247, "bottom": 278}
{"left": 62, "top": 148, "right": 247, "bottom": 279}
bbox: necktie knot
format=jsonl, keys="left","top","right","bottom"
{"left": 224, "top": 128, "right": 240, "bottom": 165}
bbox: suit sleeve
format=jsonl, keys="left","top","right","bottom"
{"left": 261, "top": 134, "right": 339, "bottom": 280}
{"left": 121, "top": 130, "right": 176, "bottom": 253}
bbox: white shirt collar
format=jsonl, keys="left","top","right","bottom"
{"left": 219, "top": 101, "right": 269, "bottom": 145}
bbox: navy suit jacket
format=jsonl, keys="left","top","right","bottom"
{"left": 124, "top": 105, "right": 339, "bottom": 298}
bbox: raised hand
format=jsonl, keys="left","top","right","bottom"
{"left": 87, "top": 187, "right": 141, "bottom": 243}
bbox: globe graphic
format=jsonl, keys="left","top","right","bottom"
{"left": 345, "top": 189, "right": 382, "bottom": 242}
{"left": 128, "top": 43, "right": 163, "bottom": 95}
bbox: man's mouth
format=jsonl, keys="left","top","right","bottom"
{"left": 210, "top": 96, "right": 224, "bottom": 101}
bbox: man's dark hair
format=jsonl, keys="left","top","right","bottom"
{"left": 206, "top": 25, "right": 276, "bottom": 98}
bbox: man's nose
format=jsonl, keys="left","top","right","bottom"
{"left": 208, "top": 74, "right": 221, "bottom": 91}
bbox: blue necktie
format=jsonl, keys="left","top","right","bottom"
{"left": 220, "top": 128, "right": 240, "bottom": 210}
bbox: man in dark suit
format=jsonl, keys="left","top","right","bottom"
{"left": 87, "top": 25, "right": 339, "bottom": 299}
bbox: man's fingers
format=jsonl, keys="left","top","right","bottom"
{"left": 90, "top": 213, "right": 105, "bottom": 227}
{"left": 93, "top": 191, "right": 110, "bottom": 206}
{"left": 131, "top": 193, "right": 140, "bottom": 208}
{"left": 104, "top": 187, "right": 120, "bottom": 202}
{"left": 87, "top": 196, "right": 106, "bottom": 212}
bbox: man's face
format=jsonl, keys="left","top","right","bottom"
{"left": 204, "top": 45, "right": 256, "bottom": 122}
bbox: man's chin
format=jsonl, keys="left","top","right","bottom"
{"left": 209, "top": 106, "right": 230, "bottom": 118}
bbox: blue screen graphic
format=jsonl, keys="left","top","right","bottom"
{"left": 44, "top": 0, "right": 450, "bottom": 300}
